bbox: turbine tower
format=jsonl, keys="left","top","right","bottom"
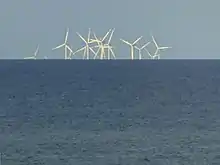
{"left": 72, "top": 28, "right": 96, "bottom": 59}
{"left": 134, "top": 41, "right": 151, "bottom": 60}
{"left": 52, "top": 28, "right": 73, "bottom": 59}
{"left": 120, "top": 36, "right": 143, "bottom": 60}
{"left": 24, "top": 45, "right": 39, "bottom": 60}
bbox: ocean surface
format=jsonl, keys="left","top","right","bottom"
{"left": 0, "top": 60, "right": 220, "bottom": 165}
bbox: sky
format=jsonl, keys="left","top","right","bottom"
{"left": 0, "top": 1, "right": 219, "bottom": 59}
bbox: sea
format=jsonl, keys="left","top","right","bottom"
{"left": 0, "top": 60, "right": 220, "bottom": 165}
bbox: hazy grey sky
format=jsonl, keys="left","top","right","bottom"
{"left": 0, "top": 1, "right": 219, "bottom": 59}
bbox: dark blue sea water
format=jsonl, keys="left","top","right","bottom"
{"left": 0, "top": 60, "right": 220, "bottom": 165}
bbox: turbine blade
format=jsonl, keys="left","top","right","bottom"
{"left": 34, "top": 45, "right": 39, "bottom": 56}
{"left": 93, "top": 47, "right": 100, "bottom": 59}
{"left": 158, "top": 46, "right": 172, "bottom": 49}
{"left": 141, "top": 42, "right": 151, "bottom": 49}
{"left": 67, "top": 46, "right": 73, "bottom": 59}
{"left": 24, "top": 56, "right": 34, "bottom": 59}
{"left": 73, "top": 47, "right": 85, "bottom": 55}
{"left": 52, "top": 44, "right": 65, "bottom": 50}
{"left": 134, "top": 46, "right": 140, "bottom": 50}
{"left": 102, "top": 29, "right": 111, "bottom": 42}
{"left": 151, "top": 35, "right": 158, "bottom": 48}
{"left": 120, "top": 39, "right": 132, "bottom": 45}
{"left": 144, "top": 48, "right": 152, "bottom": 57}
{"left": 109, "top": 48, "right": 116, "bottom": 59}
{"left": 76, "top": 32, "right": 87, "bottom": 44}
{"left": 93, "top": 33, "right": 102, "bottom": 46}
{"left": 66, "top": 45, "right": 73, "bottom": 53}
{"left": 88, "top": 28, "right": 91, "bottom": 42}
{"left": 89, "top": 39, "right": 100, "bottom": 43}
{"left": 133, "top": 36, "right": 143, "bottom": 45}
{"left": 64, "top": 28, "right": 69, "bottom": 43}
{"left": 89, "top": 47, "right": 96, "bottom": 55}
{"left": 107, "top": 28, "right": 115, "bottom": 44}
{"left": 93, "top": 32, "right": 99, "bottom": 41}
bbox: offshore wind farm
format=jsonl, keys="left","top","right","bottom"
{"left": 23, "top": 28, "right": 172, "bottom": 60}
{"left": 2, "top": 0, "right": 220, "bottom": 164}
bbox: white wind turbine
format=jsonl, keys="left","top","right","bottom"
{"left": 120, "top": 36, "right": 143, "bottom": 60}
{"left": 134, "top": 41, "right": 151, "bottom": 60}
{"left": 151, "top": 33, "right": 172, "bottom": 55}
{"left": 72, "top": 28, "right": 96, "bottom": 59}
{"left": 92, "top": 28, "right": 116, "bottom": 59}
{"left": 24, "top": 45, "right": 39, "bottom": 59}
{"left": 90, "top": 29, "right": 113, "bottom": 59}
{"left": 52, "top": 28, "right": 73, "bottom": 59}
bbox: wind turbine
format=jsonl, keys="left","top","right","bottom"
{"left": 72, "top": 28, "right": 96, "bottom": 59}
{"left": 52, "top": 28, "right": 72, "bottom": 59}
{"left": 134, "top": 41, "right": 151, "bottom": 60}
{"left": 24, "top": 45, "right": 39, "bottom": 59}
{"left": 151, "top": 33, "right": 172, "bottom": 55}
{"left": 94, "top": 28, "right": 116, "bottom": 59}
{"left": 120, "top": 36, "right": 143, "bottom": 60}
{"left": 90, "top": 29, "right": 114, "bottom": 59}
{"left": 92, "top": 29, "right": 116, "bottom": 59}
